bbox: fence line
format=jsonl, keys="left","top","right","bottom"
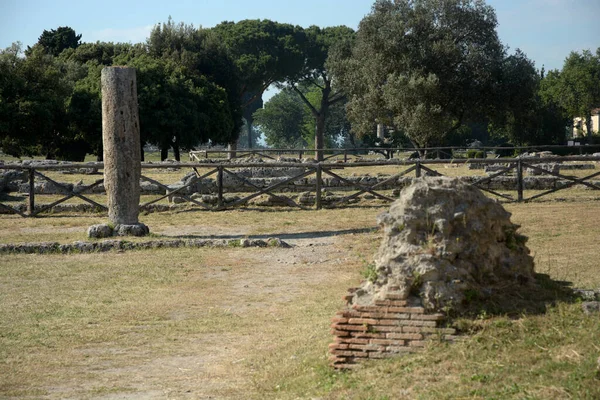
{"left": 1, "top": 156, "right": 600, "bottom": 217}
{"left": 189, "top": 144, "right": 600, "bottom": 161}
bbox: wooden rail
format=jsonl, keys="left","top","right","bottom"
{"left": 189, "top": 144, "right": 600, "bottom": 162}
{"left": 1, "top": 156, "right": 600, "bottom": 216}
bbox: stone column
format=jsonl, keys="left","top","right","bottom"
{"left": 88, "top": 66, "right": 148, "bottom": 238}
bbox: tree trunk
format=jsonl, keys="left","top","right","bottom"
{"left": 586, "top": 113, "right": 594, "bottom": 144}
{"left": 160, "top": 147, "right": 168, "bottom": 161}
{"left": 172, "top": 135, "right": 181, "bottom": 161}
{"left": 228, "top": 141, "right": 237, "bottom": 160}
{"left": 315, "top": 115, "right": 326, "bottom": 162}
{"left": 314, "top": 82, "right": 331, "bottom": 162}
{"left": 247, "top": 120, "right": 253, "bottom": 149}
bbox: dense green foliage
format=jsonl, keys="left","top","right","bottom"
{"left": 284, "top": 25, "right": 354, "bottom": 160}
{"left": 0, "top": 43, "right": 90, "bottom": 160}
{"left": 1, "top": 7, "right": 597, "bottom": 161}
{"left": 212, "top": 19, "right": 307, "bottom": 148}
{"left": 540, "top": 49, "right": 600, "bottom": 141}
{"left": 1, "top": 23, "right": 244, "bottom": 161}
{"left": 489, "top": 50, "right": 570, "bottom": 146}
{"left": 30, "top": 26, "right": 82, "bottom": 57}
{"left": 330, "top": 0, "right": 504, "bottom": 150}
{"left": 254, "top": 84, "right": 351, "bottom": 148}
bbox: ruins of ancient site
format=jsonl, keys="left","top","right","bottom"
{"left": 1, "top": 0, "right": 600, "bottom": 398}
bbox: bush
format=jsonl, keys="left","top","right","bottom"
{"left": 466, "top": 149, "right": 486, "bottom": 159}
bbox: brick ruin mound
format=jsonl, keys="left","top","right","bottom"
{"left": 330, "top": 176, "right": 535, "bottom": 369}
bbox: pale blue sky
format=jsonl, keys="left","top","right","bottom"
{"left": 1, "top": 0, "right": 598, "bottom": 73}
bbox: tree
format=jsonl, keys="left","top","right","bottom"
{"left": 59, "top": 41, "right": 144, "bottom": 66}
{"left": 490, "top": 50, "right": 569, "bottom": 146}
{"left": 30, "top": 26, "right": 82, "bottom": 57}
{"left": 253, "top": 83, "right": 352, "bottom": 149}
{"left": 147, "top": 19, "right": 243, "bottom": 158}
{"left": 238, "top": 91, "right": 263, "bottom": 149}
{"left": 330, "top": 0, "right": 504, "bottom": 153}
{"left": 66, "top": 62, "right": 104, "bottom": 159}
{"left": 114, "top": 52, "right": 235, "bottom": 161}
{"left": 541, "top": 49, "right": 600, "bottom": 142}
{"left": 212, "top": 19, "right": 306, "bottom": 147}
{"left": 285, "top": 25, "right": 355, "bottom": 160}
{"left": 0, "top": 43, "right": 89, "bottom": 160}
{"left": 254, "top": 88, "right": 310, "bottom": 148}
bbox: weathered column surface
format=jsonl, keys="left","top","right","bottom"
{"left": 88, "top": 66, "right": 148, "bottom": 238}
{"left": 102, "top": 66, "right": 141, "bottom": 225}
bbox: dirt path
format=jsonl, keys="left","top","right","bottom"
{"left": 61, "top": 228, "right": 368, "bottom": 399}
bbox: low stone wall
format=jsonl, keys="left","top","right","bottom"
{"left": 0, "top": 237, "right": 288, "bottom": 255}
{"left": 330, "top": 289, "right": 457, "bottom": 369}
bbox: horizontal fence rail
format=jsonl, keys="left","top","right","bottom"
{"left": 1, "top": 155, "right": 600, "bottom": 217}
{"left": 189, "top": 144, "right": 600, "bottom": 161}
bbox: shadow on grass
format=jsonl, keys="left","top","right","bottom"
{"left": 455, "top": 273, "right": 578, "bottom": 320}
{"left": 169, "top": 204, "right": 390, "bottom": 214}
{"left": 162, "top": 227, "right": 379, "bottom": 241}
{"left": 0, "top": 193, "right": 26, "bottom": 202}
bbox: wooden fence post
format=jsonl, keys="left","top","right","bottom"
{"left": 415, "top": 161, "right": 422, "bottom": 178}
{"left": 217, "top": 166, "right": 224, "bottom": 207}
{"left": 517, "top": 160, "right": 524, "bottom": 202}
{"left": 28, "top": 168, "right": 35, "bottom": 216}
{"left": 315, "top": 164, "right": 322, "bottom": 210}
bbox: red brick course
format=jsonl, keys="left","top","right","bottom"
{"left": 330, "top": 289, "right": 458, "bottom": 369}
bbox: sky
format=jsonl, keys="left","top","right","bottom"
{"left": 1, "top": 0, "right": 599, "bottom": 74}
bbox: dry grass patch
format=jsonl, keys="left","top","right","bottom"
{"left": 1, "top": 194, "right": 599, "bottom": 399}
{"left": 0, "top": 240, "right": 372, "bottom": 398}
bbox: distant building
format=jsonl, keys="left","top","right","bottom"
{"left": 572, "top": 108, "right": 600, "bottom": 138}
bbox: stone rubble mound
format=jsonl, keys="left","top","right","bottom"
{"left": 351, "top": 176, "right": 535, "bottom": 313}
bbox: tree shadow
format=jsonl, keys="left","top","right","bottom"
{"left": 0, "top": 193, "right": 26, "bottom": 202}
{"left": 456, "top": 273, "right": 578, "bottom": 319}
{"left": 163, "top": 227, "right": 378, "bottom": 241}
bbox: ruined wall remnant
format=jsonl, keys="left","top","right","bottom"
{"left": 330, "top": 177, "right": 535, "bottom": 369}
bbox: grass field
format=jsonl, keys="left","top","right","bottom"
{"left": 1, "top": 156, "right": 600, "bottom": 399}
{"left": 1, "top": 196, "right": 599, "bottom": 399}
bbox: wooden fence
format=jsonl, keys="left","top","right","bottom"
{"left": 189, "top": 144, "right": 600, "bottom": 162}
{"left": 1, "top": 156, "right": 600, "bottom": 217}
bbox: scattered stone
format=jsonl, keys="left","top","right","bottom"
{"left": 559, "top": 163, "right": 595, "bottom": 170}
{"left": 113, "top": 223, "right": 150, "bottom": 237}
{"left": 573, "top": 288, "right": 600, "bottom": 301}
{"left": 87, "top": 224, "right": 113, "bottom": 239}
{"left": 581, "top": 301, "right": 600, "bottom": 315}
{"left": 170, "top": 195, "right": 187, "bottom": 204}
{"left": 525, "top": 163, "right": 559, "bottom": 176}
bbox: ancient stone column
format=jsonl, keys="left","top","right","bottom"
{"left": 89, "top": 66, "right": 148, "bottom": 238}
